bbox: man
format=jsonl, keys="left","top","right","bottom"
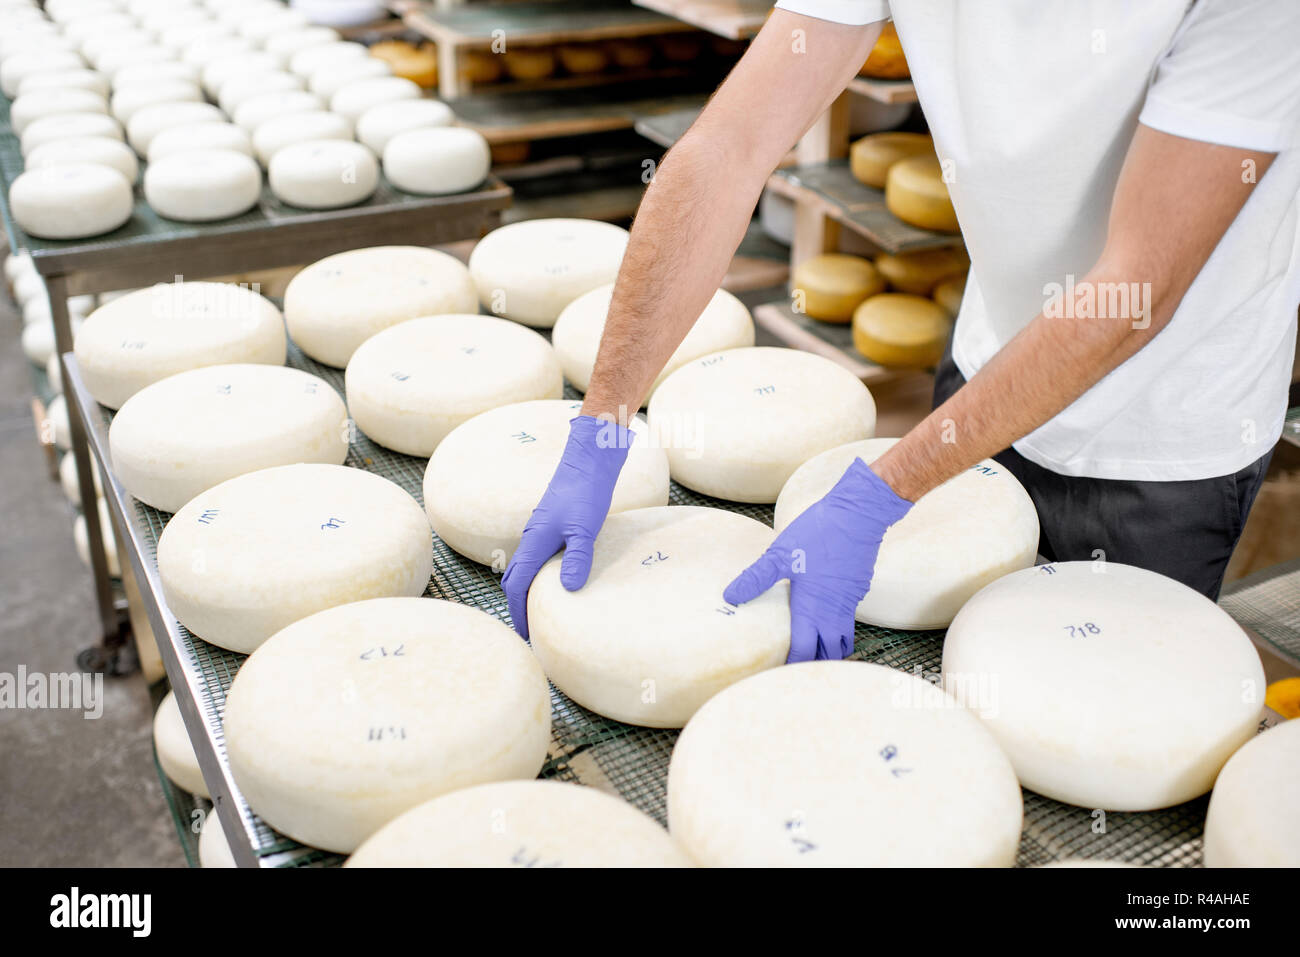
{"left": 504, "top": 0, "right": 1300, "bottom": 662}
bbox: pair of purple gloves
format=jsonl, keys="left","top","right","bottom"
{"left": 502, "top": 416, "right": 913, "bottom": 662}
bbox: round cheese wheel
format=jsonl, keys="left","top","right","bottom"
{"left": 531, "top": 506, "right": 790, "bottom": 727}
{"left": 346, "top": 314, "right": 563, "bottom": 456}
{"left": 95, "top": 45, "right": 176, "bottom": 82}
{"left": 557, "top": 43, "right": 609, "bottom": 75}
{"left": 9, "top": 87, "right": 107, "bottom": 135}
{"left": 59, "top": 450, "right": 104, "bottom": 507}
{"left": 14, "top": 270, "right": 44, "bottom": 308}
{"left": 238, "top": 8, "right": 308, "bottom": 44}
{"left": 74, "top": 497, "right": 120, "bottom": 576}
{"left": 382, "top": 127, "right": 489, "bottom": 196}
{"left": 46, "top": 351, "right": 62, "bottom": 393}
{"left": 328, "top": 75, "right": 420, "bottom": 122}
{"left": 423, "top": 399, "right": 669, "bottom": 567}
{"left": 109, "top": 364, "right": 349, "bottom": 513}
{"left": 933, "top": 274, "right": 966, "bottom": 317}
{"left": 553, "top": 284, "right": 754, "bottom": 396}
{"left": 348, "top": 781, "right": 692, "bottom": 868}
{"left": 18, "top": 68, "right": 110, "bottom": 98}
{"left": 791, "top": 253, "right": 885, "bottom": 323}
{"left": 9, "top": 164, "right": 133, "bottom": 240}
{"left": 200, "top": 52, "right": 284, "bottom": 96}
{"left": 457, "top": 50, "right": 502, "bottom": 85}
{"left": 157, "top": 22, "right": 233, "bottom": 54}
{"left": 62, "top": 13, "right": 136, "bottom": 45}
{"left": 111, "top": 61, "right": 202, "bottom": 91}
{"left": 2, "top": 50, "right": 85, "bottom": 96}
{"left": 181, "top": 34, "right": 254, "bottom": 68}
{"left": 668, "top": 661, "right": 1024, "bottom": 866}
{"left": 468, "top": 218, "right": 629, "bottom": 328}
{"left": 144, "top": 149, "right": 262, "bottom": 222}
{"left": 81, "top": 30, "right": 156, "bottom": 66}
{"left": 157, "top": 464, "right": 433, "bottom": 653}
{"left": 74, "top": 281, "right": 286, "bottom": 409}
{"left": 355, "top": 97, "right": 453, "bottom": 154}
{"left": 21, "top": 112, "right": 123, "bottom": 155}
{"left": 109, "top": 80, "right": 203, "bottom": 125}
{"left": 941, "top": 561, "right": 1266, "bottom": 810}
{"left": 21, "top": 319, "right": 60, "bottom": 367}
{"left": 223, "top": 596, "right": 550, "bottom": 852}
{"left": 147, "top": 122, "right": 254, "bottom": 162}
{"left": 874, "top": 246, "right": 969, "bottom": 296}
{"left": 263, "top": 25, "right": 339, "bottom": 59}
{"left": 366, "top": 39, "right": 436, "bottom": 87}
{"left": 25, "top": 136, "right": 139, "bottom": 183}
{"left": 217, "top": 70, "right": 304, "bottom": 115}
{"left": 307, "top": 54, "right": 389, "bottom": 100}
{"left": 153, "top": 690, "right": 210, "bottom": 798}
{"left": 198, "top": 813, "right": 237, "bottom": 868}
{"left": 849, "top": 131, "right": 932, "bottom": 189}
{"left": 851, "top": 293, "right": 952, "bottom": 368}
{"left": 250, "top": 110, "right": 351, "bottom": 166}
{"left": 607, "top": 38, "right": 654, "bottom": 70}
{"left": 886, "top": 154, "right": 959, "bottom": 233}
{"left": 501, "top": 46, "right": 555, "bottom": 81}
{"left": 267, "top": 138, "right": 378, "bottom": 209}
{"left": 1203, "top": 720, "right": 1300, "bottom": 868}
{"left": 284, "top": 245, "right": 476, "bottom": 368}
{"left": 288, "top": 39, "right": 367, "bottom": 77}
{"left": 776, "top": 438, "right": 1038, "bottom": 629}
{"left": 647, "top": 347, "right": 876, "bottom": 503}
{"left": 127, "top": 101, "right": 224, "bottom": 155}
{"left": 1266, "top": 677, "right": 1300, "bottom": 719}
{"left": 858, "top": 21, "right": 909, "bottom": 78}
{"left": 232, "top": 89, "right": 323, "bottom": 132}
{"left": 288, "top": 0, "right": 388, "bottom": 29}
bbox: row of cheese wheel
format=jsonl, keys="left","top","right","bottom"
{"left": 851, "top": 131, "right": 960, "bottom": 233}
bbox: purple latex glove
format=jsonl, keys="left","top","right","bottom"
{"left": 725, "top": 457, "right": 912, "bottom": 663}
{"left": 502, "top": 414, "right": 632, "bottom": 639}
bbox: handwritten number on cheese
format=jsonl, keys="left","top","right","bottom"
{"left": 970, "top": 464, "right": 998, "bottom": 477}
{"left": 641, "top": 551, "right": 669, "bottom": 567}
{"left": 368, "top": 726, "right": 406, "bottom": 741}
{"left": 359, "top": 644, "right": 405, "bottom": 660}
{"left": 784, "top": 818, "right": 816, "bottom": 854}
{"left": 753, "top": 385, "right": 776, "bottom": 396}
{"left": 1063, "top": 622, "right": 1101, "bottom": 638}
{"left": 197, "top": 508, "right": 220, "bottom": 525}
{"left": 510, "top": 846, "right": 561, "bottom": 868}
{"left": 512, "top": 431, "right": 536, "bottom": 444}
{"left": 320, "top": 517, "right": 346, "bottom": 530}
{"left": 880, "top": 744, "right": 912, "bottom": 778}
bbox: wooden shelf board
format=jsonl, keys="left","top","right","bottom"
{"left": 847, "top": 75, "right": 918, "bottom": 105}
{"left": 402, "top": 0, "right": 695, "bottom": 47}
{"left": 450, "top": 84, "right": 709, "bottom": 143}
{"left": 631, "top": 0, "right": 768, "bottom": 40}
{"left": 753, "top": 300, "right": 903, "bottom": 385}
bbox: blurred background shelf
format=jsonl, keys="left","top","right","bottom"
{"left": 631, "top": 0, "right": 769, "bottom": 39}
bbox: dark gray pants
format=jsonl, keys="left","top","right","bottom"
{"left": 932, "top": 348, "right": 1271, "bottom": 600}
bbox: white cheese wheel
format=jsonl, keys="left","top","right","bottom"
{"left": 74, "top": 497, "right": 120, "bottom": 576}
{"left": 775, "top": 438, "right": 1039, "bottom": 630}
{"left": 223, "top": 596, "right": 550, "bottom": 853}
{"left": 346, "top": 314, "right": 563, "bottom": 456}
{"left": 59, "top": 450, "right": 104, "bottom": 507}
{"left": 157, "top": 22, "right": 233, "bottom": 54}
{"left": 553, "top": 284, "right": 754, "bottom": 396}
{"left": 94, "top": 45, "right": 175, "bottom": 82}
{"left": 263, "top": 25, "right": 339, "bottom": 58}
{"left": 1203, "top": 719, "right": 1300, "bottom": 867}
{"left": 468, "top": 218, "right": 630, "bottom": 329}
{"left": 238, "top": 9, "right": 308, "bottom": 43}
{"left": 144, "top": 149, "right": 261, "bottom": 222}
{"left": 267, "top": 138, "right": 377, "bottom": 209}
{"left": 109, "top": 364, "right": 349, "bottom": 513}
{"left": 46, "top": 351, "right": 62, "bottom": 394}
{"left": 25, "top": 136, "right": 139, "bottom": 183}
{"left": 1, "top": 50, "right": 84, "bottom": 96}
{"left": 306, "top": 54, "right": 389, "bottom": 100}
{"left": 423, "top": 399, "right": 669, "bottom": 567}
{"left": 288, "top": 39, "right": 367, "bottom": 77}
{"left": 328, "top": 76, "right": 419, "bottom": 122}
{"left": 111, "top": 61, "right": 202, "bottom": 91}
{"left": 46, "top": 395, "right": 71, "bottom": 450}
{"left": 283, "top": 245, "right": 475, "bottom": 368}
{"left": 153, "top": 690, "right": 210, "bottom": 798}
{"left": 147, "top": 122, "right": 253, "bottom": 162}
{"left": 18, "top": 69, "right": 110, "bottom": 98}
{"left": 157, "top": 464, "right": 433, "bottom": 653}
{"left": 74, "top": 281, "right": 286, "bottom": 409}
{"left": 382, "top": 127, "right": 489, "bottom": 196}
{"left": 14, "top": 270, "right": 45, "bottom": 308}
{"left": 941, "top": 561, "right": 1266, "bottom": 810}
{"left": 231, "top": 88, "right": 323, "bottom": 132}
{"left": 198, "top": 813, "right": 237, "bottom": 868}
{"left": 9, "top": 164, "right": 133, "bottom": 240}
{"left": 62, "top": 13, "right": 136, "bottom": 45}
{"left": 126, "top": 101, "right": 224, "bottom": 155}
{"left": 217, "top": 70, "right": 304, "bottom": 115}
{"left": 9, "top": 87, "right": 106, "bottom": 134}
{"left": 5, "top": 250, "right": 34, "bottom": 284}
{"left": 109, "top": 80, "right": 202, "bottom": 125}
{"left": 289, "top": 0, "right": 387, "bottom": 29}
{"left": 647, "top": 347, "right": 877, "bottom": 503}
{"left": 180, "top": 34, "right": 253, "bottom": 68}
{"left": 667, "top": 661, "right": 1024, "bottom": 866}
{"left": 348, "top": 781, "right": 693, "bottom": 868}
{"left": 530, "top": 506, "right": 790, "bottom": 728}
{"left": 21, "top": 112, "right": 123, "bottom": 155}
{"left": 81, "top": 30, "right": 155, "bottom": 66}
{"left": 250, "top": 109, "right": 351, "bottom": 166}
{"left": 200, "top": 51, "right": 283, "bottom": 97}
{"left": 21, "top": 319, "right": 59, "bottom": 366}
{"left": 355, "top": 98, "right": 453, "bottom": 154}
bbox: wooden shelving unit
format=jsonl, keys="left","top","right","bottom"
{"left": 630, "top": 0, "right": 769, "bottom": 39}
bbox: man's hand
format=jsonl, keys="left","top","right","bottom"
{"left": 501, "top": 416, "right": 631, "bottom": 639}
{"left": 725, "top": 458, "right": 912, "bottom": 662}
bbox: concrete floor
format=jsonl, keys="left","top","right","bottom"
{"left": 0, "top": 293, "right": 182, "bottom": 867}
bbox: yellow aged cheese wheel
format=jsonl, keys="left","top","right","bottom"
{"left": 853, "top": 293, "right": 951, "bottom": 368}
{"left": 502, "top": 46, "right": 556, "bottom": 81}
{"left": 860, "top": 23, "right": 909, "bottom": 79}
{"left": 1266, "top": 677, "right": 1300, "bottom": 719}
{"left": 886, "top": 154, "right": 960, "bottom": 233}
{"left": 875, "top": 245, "right": 969, "bottom": 296}
{"left": 368, "top": 40, "right": 438, "bottom": 88}
{"left": 850, "top": 131, "right": 933, "bottom": 189}
{"left": 792, "top": 253, "right": 886, "bottom": 324}
{"left": 489, "top": 140, "right": 530, "bottom": 165}
{"left": 658, "top": 34, "right": 703, "bottom": 62}
{"left": 558, "top": 43, "right": 609, "bottom": 74}
{"left": 459, "top": 51, "right": 503, "bottom": 85}
{"left": 934, "top": 274, "right": 967, "bottom": 317}
{"left": 606, "top": 39, "right": 654, "bottom": 70}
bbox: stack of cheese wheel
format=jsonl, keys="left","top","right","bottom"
{"left": 942, "top": 562, "right": 1266, "bottom": 810}
{"left": 423, "top": 399, "right": 669, "bottom": 568}
{"left": 529, "top": 506, "right": 791, "bottom": 727}
{"left": 791, "top": 253, "right": 885, "bottom": 323}
{"left": 647, "top": 347, "right": 876, "bottom": 503}
{"left": 668, "top": 661, "right": 1024, "bottom": 866}
{"left": 849, "top": 131, "right": 933, "bottom": 189}
{"left": 1202, "top": 720, "right": 1300, "bottom": 867}
{"left": 109, "top": 364, "right": 350, "bottom": 513}
{"left": 775, "top": 438, "right": 1039, "bottom": 629}
{"left": 874, "top": 246, "right": 968, "bottom": 296}
{"left": 468, "top": 219, "right": 630, "bottom": 328}
{"left": 852, "top": 294, "right": 952, "bottom": 368}
{"left": 153, "top": 690, "right": 210, "bottom": 799}
{"left": 284, "top": 246, "right": 478, "bottom": 367}
{"left": 156, "top": 464, "right": 433, "bottom": 653}
{"left": 887, "top": 154, "right": 959, "bottom": 232}
{"left": 223, "top": 597, "right": 551, "bottom": 853}
{"left": 345, "top": 314, "right": 563, "bottom": 456}
{"left": 198, "top": 813, "right": 237, "bottom": 868}
{"left": 73, "top": 498, "right": 121, "bottom": 577}
{"left": 552, "top": 284, "right": 755, "bottom": 396}
{"left": 348, "top": 781, "right": 693, "bottom": 867}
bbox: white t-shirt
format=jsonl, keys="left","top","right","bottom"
{"left": 774, "top": 0, "right": 1300, "bottom": 480}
